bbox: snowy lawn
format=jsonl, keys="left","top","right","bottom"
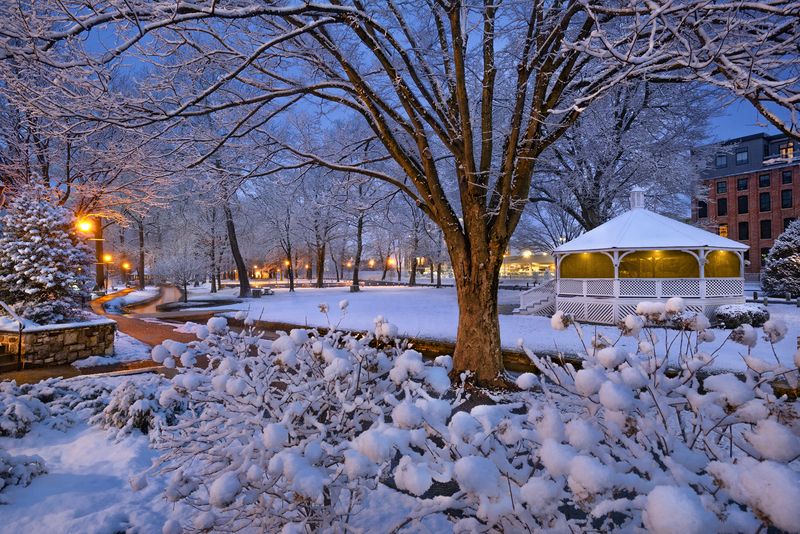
{"left": 192, "top": 286, "right": 800, "bottom": 372}
{"left": 71, "top": 332, "right": 152, "bottom": 369}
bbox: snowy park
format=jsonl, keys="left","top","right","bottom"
{"left": 1, "top": 1, "right": 800, "bottom": 533}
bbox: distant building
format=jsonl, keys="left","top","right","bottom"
{"left": 693, "top": 133, "right": 799, "bottom": 273}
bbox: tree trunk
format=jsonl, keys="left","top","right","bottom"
{"left": 451, "top": 255, "right": 503, "bottom": 382}
{"left": 137, "top": 219, "right": 146, "bottom": 290}
{"left": 223, "top": 202, "right": 251, "bottom": 298}
{"left": 286, "top": 246, "right": 295, "bottom": 292}
{"left": 436, "top": 263, "right": 442, "bottom": 288}
{"left": 182, "top": 282, "right": 188, "bottom": 303}
{"left": 381, "top": 259, "right": 389, "bottom": 281}
{"left": 429, "top": 259, "right": 434, "bottom": 284}
{"left": 315, "top": 242, "right": 326, "bottom": 288}
{"left": 210, "top": 208, "right": 217, "bottom": 293}
{"left": 94, "top": 218, "right": 105, "bottom": 291}
{"left": 351, "top": 213, "right": 364, "bottom": 292}
{"left": 409, "top": 257, "right": 418, "bottom": 286}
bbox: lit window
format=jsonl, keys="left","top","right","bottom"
{"left": 719, "top": 224, "right": 728, "bottom": 237}
{"left": 779, "top": 142, "right": 794, "bottom": 159}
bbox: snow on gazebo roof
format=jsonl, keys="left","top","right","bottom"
{"left": 553, "top": 190, "right": 748, "bottom": 254}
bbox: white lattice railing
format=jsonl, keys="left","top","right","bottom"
{"left": 557, "top": 278, "right": 743, "bottom": 299}
{"left": 519, "top": 279, "right": 556, "bottom": 309}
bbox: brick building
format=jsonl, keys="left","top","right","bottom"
{"left": 694, "top": 133, "right": 798, "bottom": 274}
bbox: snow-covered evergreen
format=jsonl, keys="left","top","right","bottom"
{"left": 763, "top": 219, "right": 800, "bottom": 297}
{"left": 0, "top": 183, "right": 91, "bottom": 323}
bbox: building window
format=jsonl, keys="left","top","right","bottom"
{"left": 760, "top": 219, "right": 772, "bottom": 239}
{"left": 716, "top": 180, "right": 727, "bottom": 194}
{"left": 782, "top": 189, "right": 792, "bottom": 209}
{"left": 738, "top": 195, "right": 748, "bottom": 214}
{"left": 738, "top": 221, "right": 749, "bottom": 240}
{"left": 737, "top": 177, "right": 748, "bottom": 190}
{"left": 736, "top": 148, "right": 749, "bottom": 165}
{"left": 759, "top": 192, "right": 771, "bottom": 212}
{"left": 744, "top": 250, "right": 750, "bottom": 264}
{"left": 758, "top": 174, "right": 770, "bottom": 188}
{"left": 717, "top": 198, "right": 727, "bottom": 216}
{"left": 779, "top": 142, "right": 794, "bottom": 159}
{"left": 782, "top": 170, "right": 793, "bottom": 184}
{"left": 697, "top": 200, "right": 708, "bottom": 219}
{"left": 719, "top": 224, "right": 728, "bottom": 238}
{"left": 784, "top": 217, "right": 797, "bottom": 231}
{"left": 715, "top": 154, "right": 727, "bottom": 168}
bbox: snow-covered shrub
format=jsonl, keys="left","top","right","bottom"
{"left": 0, "top": 449, "right": 46, "bottom": 499}
{"left": 762, "top": 218, "right": 800, "bottom": 297}
{"left": 714, "top": 303, "right": 770, "bottom": 329}
{"left": 0, "top": 182, "right": 91, "bottom": 324}
{"left": 0, "top": 377, "right": 113, "bottom": 437}
{"left": 145, "top": 307, "right": 800, "bottom": 533}
{"left": 148, "top": 315, "right": 456, "bottom": 532}
{"left": 91, "top": 375, "right": 182, "bottom": 440}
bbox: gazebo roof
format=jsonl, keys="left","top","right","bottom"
{"left": 553, "top": 206, "right": 748, "bottom": 254}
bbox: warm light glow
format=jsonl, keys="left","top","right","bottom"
{"left": 284, "top": 260, "right": 290, "bottom": 266}
{"left": 418, "top": 257, "right": 425, "bottom": 265}
{"left": 253, "top": 264, "right": 258, "bottom": 269}
{"left": 102, "top": 254, "right": 113, "bottom": 263}
{"left": 76, "top": 219, "right": 93, "bottom": 233}
{"left": 305, "top": 264, "right": 310, "bottom": 269}
{"left": 387, "top": 257, "right": 396, "bottom": 267}
{"left": 368, "top": 259, "right": 375, "bottom": 268}
{"left": 346, "top": 261, "right": 353, "bottom": 268}
{"left": 122, "top": 262, "right": 131, "bottom": 270}
{"left": 522, "top": 250, "right": 532, "bottom": 258}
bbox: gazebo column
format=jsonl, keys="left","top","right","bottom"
{"left": 612, "top": 251, "right": 620, "bottom": 298}
{"left": 698, "top": 250, "right": 707, "bottom": 299}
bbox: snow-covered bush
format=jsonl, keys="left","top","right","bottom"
{"left": 0, "top": 377, "right": 113, "bottom": 437}
{"left": 147, "top": 315, "right": 457, "bottom": 532}
{"left": 763, "top": 218, "right": 800, "bottom": 297}
{"left": 91, "top": 375, "right": 183, "bottom": 440}
{"left": 0, "top": 182, "right": 91, "bottom": 323}
{"left": 714, "top": 303, "right": 770, "bottom": 329}
{"left": 147, "top": 305, "right": 800, "bottom": 533}
{"left": 0, "top": 449, "right": 46, "bottom": 499}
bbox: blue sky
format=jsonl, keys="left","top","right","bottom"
{"left": 709, "top": 99, "right": 782, "bottom": 141}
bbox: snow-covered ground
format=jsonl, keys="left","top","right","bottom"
{"left": 71, "top": 332, "right": 152, "bottom": 369}
{"left": 191, "top": 285, "right": 800, "bottom": 372}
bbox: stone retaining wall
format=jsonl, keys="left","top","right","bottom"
{"left": 0, "top": 321, "right": 116, "bottom": 366}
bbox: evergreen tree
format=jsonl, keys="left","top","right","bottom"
{"left": 0, "top": 183, "right": 91, "bottom": 323}
{"left": 762, "top": 219, "right": 800, "bottom": 297}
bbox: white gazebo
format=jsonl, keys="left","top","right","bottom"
{"left": 518, "top": 189, "right": 748, "bottom": 324}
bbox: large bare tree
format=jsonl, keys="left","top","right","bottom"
{"left": 2, "top": 1, "right": 797, "bottom": 381}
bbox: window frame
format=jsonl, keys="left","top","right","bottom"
{"left": 760, "top": 219, "right": 772, "bottom": 240}
{"left": 737, "top": 177, "right": 749, "bottom": 191}
{"left": 782, "top": 170, "right": 793, "bottom": 185}
{"left": 716, "top": 180, "right": 727, "bottom": 194}
{"left": 781, "top": 189, "right": 792, "bottom": 209}
{"left": 759, "top": 192, "right": 771, "bottom": 212}
{"left": 737, "top": 195, "right": 748, "bottom": 214}
{"left": 735, "top": 148, "right": 749, "bottom": 165}
{"left": 717, "top": 197, "right": 728, "bottom": 216}
{"left": 758, "top": 174, "right": 770, "bottom": 188}
{"left": 715, "top": 154, "right": 727, "bottom": 168}
{"left": 738, "top": 221, "right": 749, "bottom": 240}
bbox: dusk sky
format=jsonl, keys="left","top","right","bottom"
{"left": 709, "top": 99, "right": 783, "bottom": 141}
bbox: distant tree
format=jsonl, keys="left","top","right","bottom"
{"left": 762, "top": 220, "right": 800, "bottom": 297}
{"left": 0, "top": 182, "right": 90, "bottom": 323}
{"left": 153, "top": 241, "right": 202, "bottom": 303}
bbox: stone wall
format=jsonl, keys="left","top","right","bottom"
{"left": 0, "top": 320, "right": 116, "bottom": 366}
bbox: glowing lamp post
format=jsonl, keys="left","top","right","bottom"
{"left": 102, "top": 254, "right": 113, "bottom": 292}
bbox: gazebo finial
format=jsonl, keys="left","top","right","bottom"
{"left": 630, "top": 187, "right": 646, "bottom": 210}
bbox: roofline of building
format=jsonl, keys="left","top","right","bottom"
{"left": 696, "top": 132, "right": 790, "bottom": 150}
{"left": 699, "top": 159, "right": 800, "bottom": 181}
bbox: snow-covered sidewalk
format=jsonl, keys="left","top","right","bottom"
{"left": 191, "top": 286, "right": 800, "bottom": 372}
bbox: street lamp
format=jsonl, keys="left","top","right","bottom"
{"left": 76, "top": 218, "right": 94, "bottom": 234}
{"left": 102, "top": 254, "right": 113, "bottom": 292}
